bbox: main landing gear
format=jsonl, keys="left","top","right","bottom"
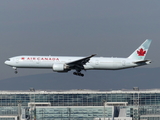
{"left": 72, "top": 67, "right": 84, "bottom": 77}
{"left": 13, "top": 67, "right": 18, "bottom": 74}
{"left": 73, "top": 72, "right": 84, "bottom": 77}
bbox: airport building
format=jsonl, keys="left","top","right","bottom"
{"left": 0, "top": 88, "right": 160, "bottom": 120}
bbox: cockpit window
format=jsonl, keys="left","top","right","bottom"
{"left": 7, "top": 59, "right": 11, "bottom": 61}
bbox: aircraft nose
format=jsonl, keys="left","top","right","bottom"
{"left": 4, "top": 60, "right": 9, "bottom": 65}
{"left": 4, "top": 59, "right": 11, "bottom": 65}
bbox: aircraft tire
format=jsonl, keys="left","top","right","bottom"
{"left": 81, "top": 74, "right": 84, "bottom": 77}
{"left": 73, "top": 72, "right": 84, "bottom": 77}
{"left": 73, "top": 72, "right": 77, "bottom": 75}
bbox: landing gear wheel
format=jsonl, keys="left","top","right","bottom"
{"left": 81, "top": 74, "right": 84, "bottom": 77}
{"left": 77, "top": 73, "right": 81, "bottom": 76}
{"left": 73, "top": 72, "right": 77, "bottom": 75}
{"left": 15, "top": 71, "right": 18, "bottom": 74}
{"left": 73, "top": 72, "right": 84, "bottom": 77}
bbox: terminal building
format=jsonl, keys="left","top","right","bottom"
{"left": 0, "top": 88, "right": 159, "bottom": 120}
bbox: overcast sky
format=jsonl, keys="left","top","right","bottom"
{"left": 1, "top": 0, "right": 160, "bottom": 80}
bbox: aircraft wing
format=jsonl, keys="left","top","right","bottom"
{"left": 67, "top": 54, "right": 96, "bottom": 69}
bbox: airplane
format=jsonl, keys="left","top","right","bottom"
{"left": 5, "top": 39, "right": 152, "bottom": 77}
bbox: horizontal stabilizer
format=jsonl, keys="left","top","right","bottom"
{"left": 133, "top": 60, "right": 151, "bottom": 64}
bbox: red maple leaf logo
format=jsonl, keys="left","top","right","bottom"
{"left": 137, "top": 48, "right": 146, "bottom": 56}
{"left": 21, "top": 57, "right": 25, "bottom": 60}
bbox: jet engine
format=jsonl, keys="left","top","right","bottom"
{"left": 52, "top": 63, "right": 69, "bottom": 72}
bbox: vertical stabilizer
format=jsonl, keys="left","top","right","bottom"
{"left": 128, "top": 39, "right": 152, "bottom": 60}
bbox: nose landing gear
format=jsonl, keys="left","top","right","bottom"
{"left": 12, "top": 67, "right": 18, "bottom": 74}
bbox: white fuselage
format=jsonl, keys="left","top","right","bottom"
{"left": 4, "top": 39, "right": 152, "bottom": 76}
{"left": 5, "top": 55, "right": 144, "bottom": 71}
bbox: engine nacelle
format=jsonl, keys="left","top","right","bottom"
{"left": 52, "top": 63, "right": 68, "bottom": 72}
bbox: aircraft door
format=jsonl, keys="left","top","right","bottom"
{"left": 122, "top": 60, "right": 126, "bottom": 66}
{"left": 36, "top": 58, "right": 40, "bottom": 64}
{"left": 95, "top": 60, "right": 99, "bottom": 65}
{"left": 15, "top": 58, "right": 19, "bottom": 64}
